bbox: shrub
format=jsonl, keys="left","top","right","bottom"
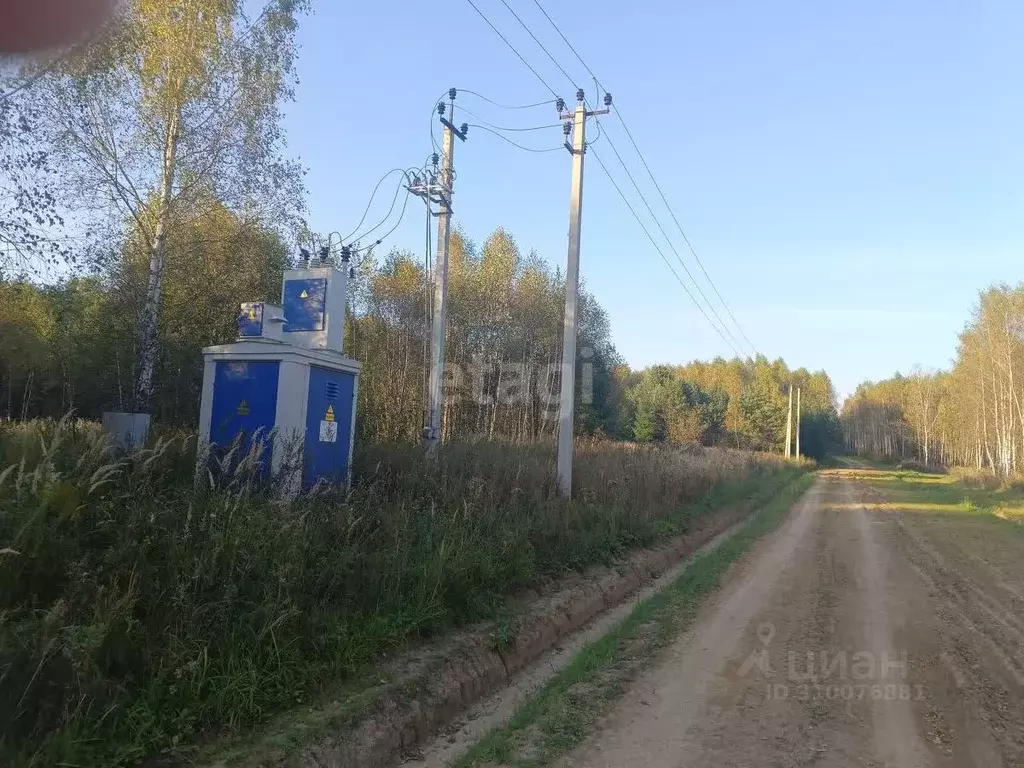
{"left": 0, "top": 419, "right": 789, "bottom": 765}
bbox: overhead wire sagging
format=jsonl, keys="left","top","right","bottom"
{"left": 465, "top": 123, "right": 563, "bottom": 153}
{"left": 463, "top": 0, "right": 756, "bottom": 359}
{"left": 529, "top": 0, "right": 761, "bottom": 358}
{"left": 462, "top": 0, "right": 561, "bottom": 100}
{"left": 590, "top": 147, "right": 742, "bottom": 356}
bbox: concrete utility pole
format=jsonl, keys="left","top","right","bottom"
{"left": 785, "top": 384, "right": 794, "bottom": 459}
{"left": 796, "top": 387, "right": 802, "bottom": 460}
{"left": 422, "top": 89, "right": 467, "bottom": 450}
{"left": 556, "top": 89, "right": 611, "bottom": 498}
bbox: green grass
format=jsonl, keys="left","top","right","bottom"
{"left": 859, "top": 466, "right": 1024, "bottom": 511}
{"left": 0, "top": 418, "right": 792, "bottom": 767}
{"left": 848, "top": 465, "right": 1024, "bottom": 533}
{"left": 451, "top": 470, "right": 815, "bottom": 768}
{"left": 200, "top": 466, "right": 805, "bottom": 766}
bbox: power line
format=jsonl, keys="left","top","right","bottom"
{"left": 349, "top": 172, "right": 414, "bottom": 243}
{"left": 612, "top": 113, "right": 758, "bottom": 357}
{"left": 428, "top": 90, "right": 450, "bottom": 154}
{"left": 465, "top": 123, "right": 562, "bottom": 153}
{"left": 342, "top": 168, "right": 414, "bottom": 242}
{"left": 531, "top": 0, "right": 759, "bottom": 358}
{"left": 490, "top": 3, "right": 746, "bottom": 356}
{"left": 531, "top": 0, "right": 604, "bottom": 89}
{"left": 462, "top": 0, "right": 752, "bottom": 359}
{"left": 459, "top": 90, "right": 555, "bottom": 110}
{"left": 590, "top": 148, "right": 742, "bottom": 358}
{"left": 461, "top": 0, "right": 561, "bottom": 100}
{"left": 599, "top": 130, "right": 747, "bottom": 354}
{"left": 496, "top": 0, "right": 578, "bottom": 88}
{"left": 352, "top": 188, "right": 413, "bottom": 254}
{"left": 431, "top": 89, "right": 556, "bottom": 153}
{"left": 458, "top": 106, "right": 561, "bottom": 132}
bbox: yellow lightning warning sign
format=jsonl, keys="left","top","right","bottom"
{"left": 247, "top": 308, "right": 258, "bottom": 320}
{"left": 300, "top": 290, "right": 310, "bottom": 299}
{"left": 324, "top": 405, "right": 336, "bottom": 422}
{"left": 237, "top": 399, "right": 251, "bottom": 416}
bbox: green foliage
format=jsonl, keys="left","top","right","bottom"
{"left": 0, "top": 209, "right": 289, "bottom": 422}
{"left": 619, "top": 357, "right": 839, "bottom": 457}
{"left": 0, "top": 419, "right": 786, "bottom": 766}
{"left": 739, "top": 366, "right": 788, "bottom": 451}
{"left": 800, "top": 410, "right": 843, "bottom": 461}
{"left": 0, "top": 89, "right": 71, "bottom": 274}
{"left": 346, "top": 229, "right": 624, "bottom": 444}
{"left": 843, "top": 282, "right": 1024, "bottom": 473}
{"left": 625, "top": 366, "right": 729, "bottom": 445}
{"left": 31, "top": 0, "right": 310, "bottom": 409}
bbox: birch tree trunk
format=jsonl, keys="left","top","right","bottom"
{"left": 133, "top": 108, "right": 181, "bottom": 411}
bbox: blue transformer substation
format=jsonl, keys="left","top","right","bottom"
{"left": 197, "top": 259, "right": 360, "bottom": 493}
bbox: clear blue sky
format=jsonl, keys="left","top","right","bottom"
{"left": 280, "top": 0, "right": 1024, "bottom": 402}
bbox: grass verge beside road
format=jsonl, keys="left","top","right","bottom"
{"left": 451, "top": 471, "right": 816, "bottom": 768}
{"left": 0, "top": 418, "right": 794, "bottom": 767}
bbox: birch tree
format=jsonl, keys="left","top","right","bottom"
{"left": 33, "top": 0, "right": 308, "bottom": 411}
{"left": 843, "top": 285, "right": 1024, "bottom": 474}
{"left": 0, "top": 85, "right": 70, "bottom": 274}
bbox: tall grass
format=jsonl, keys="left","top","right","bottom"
{"left": 0, "top": 419, "right": 788, "bottom": 766}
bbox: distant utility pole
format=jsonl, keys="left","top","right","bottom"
{"left": 796, "top": 387, "right": 802, "bottom": 460}
{"left": 785, "top": 384, "right": 794, "bottom": 459}
{"left": 420, "top": 88, "right": 467, "bottom": 450}
{"left": 556, "top": 89, "right": 611, "bottom": 498}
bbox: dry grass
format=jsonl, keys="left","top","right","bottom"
{"left": 0, "top": 419, "right": 790, "bottom": 766}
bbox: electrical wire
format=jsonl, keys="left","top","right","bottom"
{"left": 351, "top": 188, "right": 413, "bottom": 254}
{"left": 532, "top": 0, "right": 759, "bottom": 358}
{"left": 591, "top": 147, "right": 742, "bottom": 358}
{"left": 459, "top": 89, "right": 555, "bottom": 110}
{"left": 466, "top": 123, "right": 563, "bottom": 153}
{"left": 461, "top": 0, "right": 561, "bottom": 100}
{"left": 342, "top": 168, "right": 413, "bottom": 243}
{"left": 531, "top": 0, "right": 604, "bottom": 90}
{"left": 422, "top": 192, "right": 434, "bottom": 412}
{"left": 458, "top": 106, "right": 562, "bottom": 132}
{"left": 429, "top": 90, "right": 450, "bottom": 154}
{"left": 587, "top": 112, "right": 603, "bottom": 147}
{"left": 348, "top": 172, "right": 413, "bottom": 244}
{"left": 613, "top": 112, "right": 759, "bottom": 357}
{"left": 599, "top": 130, "right": 747, "bottom": 354}
{"left": 464, "top": 0, "right": 748, "bottom": 357}
{"left": 496, "top": 0, "right": 578, "bottom": 88}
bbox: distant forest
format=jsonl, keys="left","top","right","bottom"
{"left": 843, "top": 284, "right": 1024, "bottom": 474}
{"left": 1, "top": 224, "right": 840, "bottom": 457}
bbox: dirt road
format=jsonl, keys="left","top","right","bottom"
{"left": 558, "top": 466, "right": 1024, "bottom": 768}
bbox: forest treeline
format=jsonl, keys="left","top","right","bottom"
{"left": 843, "top": 284, "right": 1024, "bottom": 474}
{"left": 1, "top": 216, "right": 840, "bottom": 456}
{"left": 0, "top": 0, "right": 842, "bottom": 459}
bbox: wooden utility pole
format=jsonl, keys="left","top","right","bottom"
{"left": 556, "top": 89, "right": 611, "bottom": 498}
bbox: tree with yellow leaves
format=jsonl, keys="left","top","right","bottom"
{"left": 33, "top": 0, "right": 309, "bottom": 416}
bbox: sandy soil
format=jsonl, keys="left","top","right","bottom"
{"left": 557, "top": 466, "right": 1024, "bottom": 768}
